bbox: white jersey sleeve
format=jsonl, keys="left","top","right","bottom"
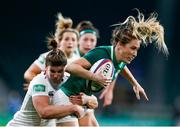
{"left": 6, "top": 72, "right": 56, "bottom": 126}
{"left": 29, "top": 72, "right": 52, "bottom": 97}
{"left": 34, "top": 51, "right": 50, "bottom": 71}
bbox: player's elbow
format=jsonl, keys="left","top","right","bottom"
{"left": 38, "top": 110, "right": 52, "bottom": 119}
{"left": 24, "top": 64, "right": 41, "bottom": 82}
{"left": 24, "top": 70, "right": 33, "bottom": 83}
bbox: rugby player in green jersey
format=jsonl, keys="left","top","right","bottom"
{"left": 54, "top": 9, "right": 169, "bottom": 126}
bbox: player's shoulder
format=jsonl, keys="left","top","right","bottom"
{"left": 35, "top": 51, "right": 50, "bottom": 65}
{"left": 30, "top": 72, "right": 47, "bottom": 86}
{"left": 91, "top": 46, "right": 111, "bottom": 54}
{"left": 38, "top": 51, "right": 50, "bottom": 60}
{"left": 95, "top": 45, "right": 111, "bottom": 50}
{"left": 40, "top": 51, "right": 50, "bottom": 57}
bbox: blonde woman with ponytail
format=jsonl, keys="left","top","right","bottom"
{"left": 48, "top": 13, "right": 80, "bottom": 64}
{"left": 99, "top": 9, "right": 169, "bottom": 107}
{"left": 53, "top": 9, "right": 169, "bottom": 126}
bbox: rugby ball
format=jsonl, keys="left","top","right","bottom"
{"left": 88, "top": 59, "right": 114, "bottom": 92}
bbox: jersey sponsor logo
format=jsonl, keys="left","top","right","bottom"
{"left": 33, "top": 84, "right": 46, "bottom": 92}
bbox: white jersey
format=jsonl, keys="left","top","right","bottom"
{"left": 34, "top": 51, "right": 50, "bottom": 71}
{"left": 6, "top": 72, "right": 58, "bottom": 127}
{"left": 66, "top": 53, "right": 80, "bottom": 64}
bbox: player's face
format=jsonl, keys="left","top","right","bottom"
{"left": 59, "top": 32, "right": 78, "bottom": 55}
{"left": 115, "top": 39, "right": 141, "bottom": 64}
{"left": 79, "top": 33, "right": 97, "bottom": 55}
{"left": 46, "top": 66, "right": 65, "bottom": 86}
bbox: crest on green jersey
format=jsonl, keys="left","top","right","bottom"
{"left": 33, "top": 84, "right": 46, "bottom": 92}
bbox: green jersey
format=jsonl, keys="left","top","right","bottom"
{"left": 60, "top": 46, "right": 126, "bottom": 96}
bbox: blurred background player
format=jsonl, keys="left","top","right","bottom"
{"left": 75, "top": 20, "right": 100, "bottom": 57}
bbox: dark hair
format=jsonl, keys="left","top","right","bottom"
{"left": 46, "top": 49, "right": 67, "bottom": 67}
{"left": 76, "top": 21, "right": 100, "bottom": 38}
{"left": 46, "top": 34, "right": 58, "bottom": 50}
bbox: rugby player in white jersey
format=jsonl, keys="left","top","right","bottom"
{"left": 6, "top": 49, "right": 85, "bottom": 127}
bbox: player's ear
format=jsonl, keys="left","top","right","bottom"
{"left": 117, "top": 41, "right": 123, "bottom": 47}
{"left": 117, "top": 41, "right": 125, "bottom": 50}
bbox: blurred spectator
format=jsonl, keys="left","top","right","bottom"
{"left": 7, "top": 90, "right": 22, "bottom": 115}
{"left": 0, "top": 77, "right": 10, "bottom": 125}
{"left": 0, "top": 78, "right": 9, "bottom": 114}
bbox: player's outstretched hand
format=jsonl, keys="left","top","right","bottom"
{"left": 133, "top": 84, "right": 149, "bottom": 101}
{"left": 99, "top": 86, "right": 113, "bottom": 107}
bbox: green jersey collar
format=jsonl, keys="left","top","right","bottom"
{"left": 110, "top": 46, "right": 126, "bottom": 77}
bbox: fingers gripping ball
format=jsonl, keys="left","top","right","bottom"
{"left": 88, "top": 59, "right": 114, "bottom": 92}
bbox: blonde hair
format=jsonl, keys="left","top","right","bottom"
{"left": 47, "top": 13, "right": 79, "bottom": 50}
{"left": 55, "top": 13, "right": 79, "bottom": 42}
{"left": 111, "top": 9, "right": 169, "bottom": 56}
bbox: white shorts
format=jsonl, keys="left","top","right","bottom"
{"left": 53, "top": 89, "right": 94, "bottom": 123}
{"left": 53, "top": 89, "right": 78, "bottom": 123}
